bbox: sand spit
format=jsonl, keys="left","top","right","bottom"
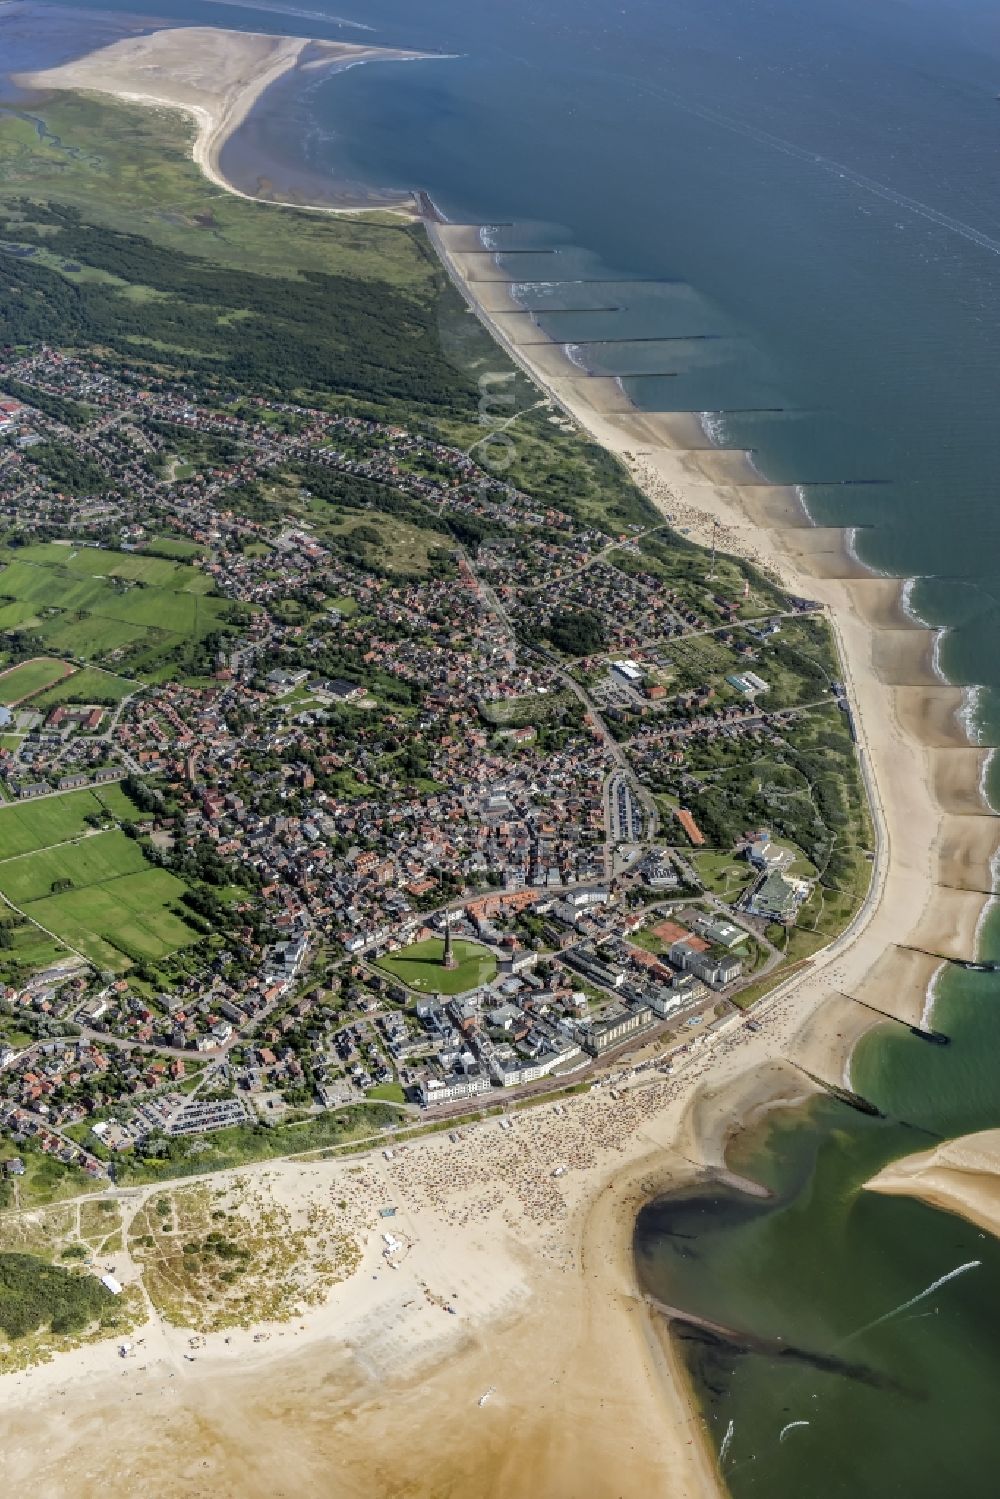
{"left": 15, "top": 25, "right": 435, "bottom": 214}
{"left": 866, "top": 1130, "right": 1000, "bottom": 1239}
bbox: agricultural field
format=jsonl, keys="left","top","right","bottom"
{"left": 0, "top": 789, "right": 197, "bottom": 973}
{"left": 0, "top": 656, "right": 73, "bottom": 705}
{"left": 0, "top": 542, "right": 233, "bottom": 676}
{"left": 22, "top": 865, "right": 198, "bottom": 972}
{"left": 376, "top": 937, "right": 498, "bottom": 995}
{"left": 0, "top": 829, "right": 148, "bottom": 904}
{"left": 28, "top": 666, "right": 134, "bottom": 711}
{"left": 0, "top": 788, "right": 124, "bottom": 858}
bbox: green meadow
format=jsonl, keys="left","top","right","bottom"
{"left": 25, "top": 866, "right": 196, "bottom": 971}
{"left": 0, "top": 826, "right": 197, "bottom": 973}
{"left": 0, "top": 789, "right": 119, "bottom": 858}
{"left": 0, "top": 543, "right": 232, "bottom": 676}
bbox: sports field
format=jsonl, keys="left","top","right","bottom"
{"left": 0, "top": 542, "right": 232, "bottom": 675}
{"left": 0, "top": 657, "right": 74, "bottom": 705}
{"left": 375, "top": 937, "right": 497, "bottom": 996}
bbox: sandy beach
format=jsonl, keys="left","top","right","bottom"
{"left": 2, "top": 29, "right": 1000, "bottom": 1497}
{"left": 15, "top": 26, "right": 434, "bottom": 214}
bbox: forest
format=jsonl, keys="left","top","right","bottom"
{"left": 0, "top": 202, "right": 482, "bottom": 417}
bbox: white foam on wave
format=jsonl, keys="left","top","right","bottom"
{"left": 845, "top": 525, "right": 893, "bottom": 577}
{"left": 563, "top": 342, "right": 590, "bottom": 371}
{"left": 794, "top": 483, "right": 816, "bottom": 525}
{"left": 930, "top": 629, "right": 949, "bottom": 685}
{"left": 480, "top": 225, "right": 500, "bottom": 250}
{"left": 958, "top": 684, "right": 985, "bottom": 745}
{"left": 974, "top": 845, "right": 1000, "bottom": 960}
{"left": 523, "top": 281, "right": 559, "bottom": 300}
{"left": 979, "top": 746, "right": 997, "bottom": 814}
{"left": 900, "top": 576, "right": 932, "bottom": 627}
{"left": 698, "top": 410, "right": 729, "bottom": 446}
{"left": 920, "top": 962, "right": 946, "bottom": 1030}
{"left": 974, "top": 890, "right": 998, "bottom": 961}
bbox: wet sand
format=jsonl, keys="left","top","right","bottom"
{"left": 866, "top": 1130, "right": 1000, "bottom": 1238}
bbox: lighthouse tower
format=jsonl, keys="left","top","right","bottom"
{"left": 442, "top": 916, "right": 457, "bottom": 970}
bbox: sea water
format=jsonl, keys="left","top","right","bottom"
{"left": 12, "top": 0, "right": 1000, "bottom": 1489}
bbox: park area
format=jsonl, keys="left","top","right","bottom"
{"left": 375, "top": 936, "right": 497, "bottom": 996}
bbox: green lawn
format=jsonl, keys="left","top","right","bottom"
{"left": 691, "top": 851, "right": 757, "bottom": 901}
{"left": 0, "top": 790, "right": 122, "bottom": 859}
{"left": 0, "top": 545, "right": 231, "bottom": 675}
{"left": 26, "top": 867, "right": 198, "bottom": 971}
{"left": 0, "top": 830, "right": 147, "bottom": 904}
{"left": 366, "top": 1082, "right": 406, "bottom": 1104}
{"left": 0, "top": 657, "right": 73, "bottom": 705}
{"left": 0, "top": 922, "right": 69, "bottom": 983}
{"left": 0, "top": 792, "right": 188, "bottom": 975}
{"left": 376, "top": 937, "right": 497, "bottom": 995}
{"left": 29, "top": 667, "right": 134, "bottom": 711}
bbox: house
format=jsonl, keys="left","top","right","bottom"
{"left": 674, "top": 808, "right": 705, "bottom": 847}
{"left": 746, "top": 837, "right": 792, "bottom": 872}
{"left": 419, "top": 1071, "right": 491, "bottom": 1106}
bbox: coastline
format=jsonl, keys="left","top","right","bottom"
{"left": 425, "top": 214, "right": 1000, "bottom": 1465}
{"left": 0, "top": 31, "right": 998, "bottom": 1495}
{"left": 865, "top": 1129, "right": 1000, "bottom": 1239}
{"left": 13, "top": 26, "right": 438, "bottom": 216}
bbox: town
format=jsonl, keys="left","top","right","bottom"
{"left": 0, "top": 348, "right": 871, "bottom": 1188}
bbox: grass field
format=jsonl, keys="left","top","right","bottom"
{"left": 28, "top": 666, "right": 134, "bottom": 711}
{"left": 26, "top": 867, "right": 196, "bottom": 971}
{"left": 0, "top": 829, "right": 147, "bottom": 904}
{"left": 0, "top": 543, "right": 231, "bottom": 676}
{"left": 0, "top": 657, "right": 73, "bottom": 705}
{"left": 0, "top": 788, "right": 188, "bottom": 974}
{"left": 376, "top": 937, "right": 498, "bottom": 995}
{"left": 0, "top": 789, "right": 123, "bottom": 858}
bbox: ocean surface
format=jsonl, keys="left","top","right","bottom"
{"left": 9, "top": 0, "right": 1000, "bottom": 1490}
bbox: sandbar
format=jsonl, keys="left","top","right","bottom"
{"left": 866, "top": 1130, "right": 1000, "bottom": 1239}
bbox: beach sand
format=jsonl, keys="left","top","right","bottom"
{"left": 15, "top": 26, "right": 434, "bottom": 214}
{"left": 2, "top": 39, "right": 1000, "bottom": 1496}
{"left": 866, "top": 1130, "right": 1000, "bottom": 1239}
